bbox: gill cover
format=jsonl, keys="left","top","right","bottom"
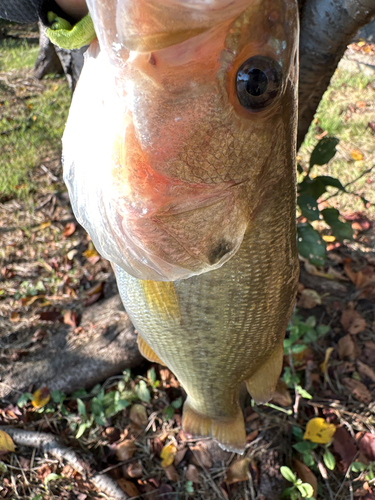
{"left": 63, "top": 0, "right": 296, "bottom": 281}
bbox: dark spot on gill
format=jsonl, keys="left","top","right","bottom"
{"left": 208, "top": 241, "right": 232, "bottom": 265}
{"left": 148, "top": 53, "right": 156, "bottom": 66}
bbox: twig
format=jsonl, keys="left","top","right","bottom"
{"left": 321, "top": 165, "right": 375, "bottom": 204}
{"left": 0, "top": 426, "right": 128, "bottom": 500}
{"left": 189, "top": 445, "right": 227, "bottom": 500}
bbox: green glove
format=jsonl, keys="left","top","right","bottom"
{"left": 46, "top": 11, "right": 96, "bottom": 50}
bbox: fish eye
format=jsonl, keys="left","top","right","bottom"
{"left": 236, "top": 56, "right": 283, "bottom": 111}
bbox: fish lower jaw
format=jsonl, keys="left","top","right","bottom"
{"left": 182, "top": 397, "right": 246, "bottom": 455}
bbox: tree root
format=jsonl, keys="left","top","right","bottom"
{"left": 0, "top": 426, "right": 129, "bottom": 500}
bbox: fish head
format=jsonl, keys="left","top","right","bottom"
{"left": 63, "top": 0, "right": 299, "bottom": 280}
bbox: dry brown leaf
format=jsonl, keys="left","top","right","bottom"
{"left": 358, "top": 433, "right": 375, "bottom": 462}
{"left": 271, "top": 379, "right": 292, "bottom": 406}
{"left": 190, "top": 443, "right": 213, "bottom": 469}
{"left": 118, "top": 479, "right": 140, "bottom": 497}
{"left": 297, "top": 289, "right": 322, "bottom": 309}
{"left": 0, "top": 430, "right": 15, "bottom": 453}
{"left": 338, "top": 335, "right": 356, "bottom": 360}
{"left": 174, "top": 447, "right": 188, "bottom": 466}
{"left": 63, "top": 310, "right": 77, "bottom": 328}
{"left": 160, "top": 443, "right": 177, "bottom": 468}
{"left": 63, "top": 222, "right": 76, "bottom": 237}
{"left": 357, "top": 360, "right": 375, "bottom": 383}
{"left": 32, "top": 387, "right": 50, "bottom": 408}
{"left": 129, "top": 404, "right": 148, "bottom": 427}
{"left": 340, "top": 305, "right": 366, "bottom": 334}
{"left": 333, "top": 426, "right": 358, "bottom": 472}
{"left": 225, "top": 458, "right": 251, "bottom": 484}
{"left": 116, "top": 440, "right": 137, "bottom": 461}
{"left": 293, "top": 459, "right": 318, "bottom": 499}
{"left": 185, "top": 464, "right": 200, "bottom": 483}
{"left": 122, "top": 462, "right": 143, "bottom": 479}
{"left": 342, "top": 378, "right": 372, "bottom": 404}
{"left": 164, "top": 464, "right": 179, "bottom": 482}
{"left": 246, "top": 430, "right": 259, "bottom": 443}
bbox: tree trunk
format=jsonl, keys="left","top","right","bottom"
{"left": 298, "top": 0, "right": 375, "bottom": 147}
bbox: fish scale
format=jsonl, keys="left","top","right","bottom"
{"left": 63, "top": 0, "right": 300, "bottom": 452}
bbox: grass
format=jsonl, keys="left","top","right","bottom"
{"left": 0, "top": 76, "right": 70, "bottom": 200}
{"left": 0, "top": 38, "right": 39, "bottom": 71}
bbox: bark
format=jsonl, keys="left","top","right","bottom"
{"left": 298, "top": 0, "right": 375, "bottom": 147}
{"left": 0, "top": 278, "right": 143, "bottom": 402}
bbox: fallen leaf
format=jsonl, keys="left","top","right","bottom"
{"left": 160, "top": 443, "right": 177, "bottom": 467}
{"left": 351, "top": 149, "right": 364, "bottom": 161}
{"left": 39, "top": 310, "right": 62, "bottom": 322}
{"left": 225, "top": 458, "right": 251, "bottom": 484}
{"left": 83, "top": 248, "right": 99, "bottom": 259}
{"left": 322, "top": 235, "right": 336, "bottom": 242}
{"left": 129, "top": 404, "right": 148, "bottom": 428}
{"left": 164, "top": 464, "right": 179, "bottom": 482}
{"left": 342, "top": 378, "right": 372, "bottom": 404}
{"left": 358, "top": 433, "right": 375, "bottom": 462}
{"left": 333, "top": 426, "right": 358, "bottom": 472}
{"left": 118, "top": 479, "right": 139, "bottom": 497}
{"left": 0, "top": 431, "right": 15, "bottom": 453}
{"left": 320, "top": 347, "right": 334, "bottom": 373}
{"left": 357, "top": 360, "right": 375, "bottom": 383}
{"left": 298, "top": 289, "right": 322, "bottom": 309}
{"left": 63, "top": 222, "right": 76, "bottom": 237}
{"left": 190, "top": 443, "right": 213, "bottom": 468}
{"left": 293, "top": 459, "right": 318, "bottom": 499}
{"left": 9, "top": 312, "right": 20, "bottom": 322}
{"left": 185, "top": 464, "right": 200, "bottom": 483}
{"left": 303, "top": 417, "right": 336, "bottom": 444}
{"left": 122, "top": 462, "right": 143, "bottom": 479}
{"left": 39, "top": 221, "right": 51, "bottom": 230}
{"left": 32, "top": 387, "right": 50, "bottom": 408}
{"left": 271, "top": 379, "right": 292, "bottom": 406}
{"left": 340, "top": 305, "right": 366, "bottom": 335}
{"left": 116, "top": 440, "right": 136, "bottom": 461}
{"left": 158, "top": 484, "right": 174, "bottom": 500}
{"left": 338, "top": 334, "right": 356, "bottom": 360}
{"left": 63, "top": 310, "right": 77, "bottom": 328}
{"left": 174, "top": 447, "right": 188, "bottom": 466}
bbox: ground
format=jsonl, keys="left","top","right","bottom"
{"left": 0, "top": 21, "right": 375, "bottom": 500}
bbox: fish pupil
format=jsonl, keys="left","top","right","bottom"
{"left": 246, "top": 68, "right": 268, "bottom": 96}
{"left": 236, "top": 56, "right": 282, "bottom": 112}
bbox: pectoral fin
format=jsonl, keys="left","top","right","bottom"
{"left": 137, "top": 334, "right": 166, "bottom": 366}
{"left": 182, "top": 397, "right": 246, "bottom": 454}
{"left": 245, "top": 344, "right": 284, "bottom": 404}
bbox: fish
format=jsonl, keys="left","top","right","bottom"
{"left": 62, "top": 0, "right": 300, "bottom": 453}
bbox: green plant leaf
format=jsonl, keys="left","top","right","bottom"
{"left": 76, "top": 422, "right": 88, "bottom": 439}
{"left": 297, "top": 482, "right": 315, "bottom": 498}
{"left": 298, "top": 194, "right": 320, "bottom": 221}
{"left": 323, "top": 449, "right": 336, "bottom": 470}
{"left": 297, "top": 223, "right": 326, "bottom": 266}
{"left": 148, "top": 367, "right": 157, "bottom": 385}
{"left": 186, "top": 480, "right": 194, "bottom": 493}
{"left": 91, "top": 397, "right": 104, "bottom": 416}
{"left": 280, "top": 466, "right": 297, "bottom": 483}
{"left": 293, "top": 441, "right": 317, "bottom": 453}
{"left": 164, "top": 406, "right": 175, "bottom": 420}
{"left": 296, "top": 385, "right": 313, "bottom": 400}
{"left": 292, "top": 427, "right": 304, "bottom": 440}
{"left": 351, "top": 462, "right": 368, "bottom": 473}
{"left": 135, "top": 380, "right": 151, "bottom": 403}
{"left": 302, "top": 452, "right": 315, "bottom": 467}
{"left": 17, "top": 392, "right": 33, "bottom": 408}
{"left": 291, "top": 344, "right": 308, "bottom": 354}
{"left": 317, "top": 325, "right": 330, "bottom": 336}
{"left": 321, "top": 208, "right": 353, "bottom": 242}
{"left": 310, "top": 136, "right": 339, "bottom": 169}
{"left": 76, "top": 398, "right": 86, "bottom": 417}
{"left": 299, "top": 175, "right": 345, "bottom": 200}
{"left": 44, "top": 473, "right": 62, "bottom": 488}
{"left": 50, "top": 390, "right": 65, "bottom": 404}
{"left": 172, "top": 397, "right": 183, "bottom": 409}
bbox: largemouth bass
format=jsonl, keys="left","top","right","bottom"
{"left": 63, "top": 0, "right": 299, "bottom": 453}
